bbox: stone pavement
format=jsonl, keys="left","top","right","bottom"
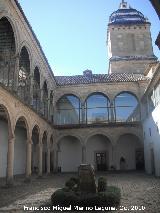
{"left": 0, "top": 172, "right": 160, "bottom": 213}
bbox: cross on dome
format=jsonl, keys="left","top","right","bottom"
{"left": 119, "top": 0, "right": 128, "bottom": 9}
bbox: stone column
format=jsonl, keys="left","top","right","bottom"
{"left": 6, "top": 136, "right": 15, "bottom": 185}
{"left": 110, "top": 100, "right": 115, "bottom": 122}
{"left": 81, "top": 103, "right": 85, "bottom": 124}
{"left": 26, "top": 138, "right": 32, "bottom": 179}
{"left": 38, "top": 143, "right": 43, "bottom": 177}
{"left": 82, "top": 145, "right": 86, "bottom": 164}
{"left": 47, "top": 147, "right": 50, "bottom": 174}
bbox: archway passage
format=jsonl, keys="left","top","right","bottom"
{"left": 31, "top": 126, "right": 39, "bottom": 174}
{"left": 0, "top": 17, "right": 16, "bottom": 88}
{"left": 86, "top": 134, "right": 112, "bottom": 171}
{"left": 14, "top": 117, "right": 28, "bottom": 175}
{"left": 58, "top": 136, "right": 82, "bottom": 172}
{"left": 18, "top": 46, "right": 30, "bottom": 103}
{"left": 0, "top": 105, "right": 10, "bottom": 177}
{"left": 42, "top": 132, "right": 47, "bottom": 173}
{"left": 116, "top": 134, "right": 144, "bottom": 170}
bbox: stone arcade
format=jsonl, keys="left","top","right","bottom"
{"left": 0, "top": 0, "right": 160, "bottom": 185}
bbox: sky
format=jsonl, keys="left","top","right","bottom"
{"left": 18, "top": 0, "right": 160, "bottom": 76}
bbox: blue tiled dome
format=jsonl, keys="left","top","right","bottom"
{"left": 109, "top": 2, "right": 149, "bottom": 25}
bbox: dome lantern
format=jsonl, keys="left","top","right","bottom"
{"left": 109, "top": 1, "right": 149, "bottom": 25}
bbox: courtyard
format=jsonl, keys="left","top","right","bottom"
{"left": 0, "top": 172, "right": 159, "bottom": 213}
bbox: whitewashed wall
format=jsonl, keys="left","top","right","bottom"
{"left": 143, "top": 104, "right": 160, "bottom": 176}
{"left": 58, "top": 137, "right": 82, "bottom": 172}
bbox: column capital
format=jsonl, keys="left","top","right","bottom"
{"left": 8, "top": 136, "right": 15, "bottom": 143}
{"left": 27, "top": 139, "right": 32, "bottom": 144}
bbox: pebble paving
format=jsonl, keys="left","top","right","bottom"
{"left": 0, "top": 172, "right": 159, "bottom": 213}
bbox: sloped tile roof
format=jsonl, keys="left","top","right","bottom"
{"left": 55, "top": 73, "right": 149, "bottom": 86}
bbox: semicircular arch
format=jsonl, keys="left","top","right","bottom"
{"left": 114, "top": 91, "right": 139, "bottom": 102}
{"left": 0, "top": 15, "right": 19, "bottom": 54}
{"left": 85, "top": 131, "right": 112, "bottom": 146}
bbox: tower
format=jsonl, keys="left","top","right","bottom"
{"left": 107, "top": 1, "right": 157, "bottom": 74}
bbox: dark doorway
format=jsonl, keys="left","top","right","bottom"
{"left": 136, "top": 150, "right": 144, "bottom": 170}
{"left": 96, "top": 152, "right": 107, "bottom": 171}
{"left": 120, "top": 157, "right": 126, "bottom": 170}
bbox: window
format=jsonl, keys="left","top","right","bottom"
{"left": 115, "top": 92, "right": 140, "bottom": 122}
{"left": 85, "top": 93, "right": 110, "bottom": 124}
{"left": 56, "top": 95, "right": 81, "bottom": 125}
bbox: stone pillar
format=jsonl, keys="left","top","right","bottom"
{"left": 6, "top": 136, "right": 15, "bottom": 185}
{"left": 38, "top": 143, "right": 43, "bottom": 177}
{"left": 26, "top": 139, "right": 32, "bottom": 179}
{"left": 82, "top": 145, "right": 86, "bottom": 164}
{"left": 81, "top": 103, "right": 85, "bottom": 124}
{"left": 110, "top": 100, "right": 115, "bottom": 122}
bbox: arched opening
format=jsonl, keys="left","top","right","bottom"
{"left": 0, "top": 105, "right": 11, "bottom": 177}
{"left": 85, "top": 93, "right": 110, "bottom": 124}
{"left": 55, "top": 95, "right": 81, "bottom": 125}
{"left": 86, "top": 134, "right": 112, "bottom": 171}
{"left": 42, "top": 81, "right": 48, "bottom": 118}
{"left": 14, "top": 117, "right": 28, "bottom": 175}
{"left": 114, "top": 92, "right": 140, "bottom": 122}
{"left": 57, "top": 136, "right": 82, "bottom": 172}
{"left": 31, "top": 125, "right": 39, "bottom": 174}
{"left": 18, "top": 46, "right": 30, "bottom": 103}
{"left": 50, "top": 135, "right": 54, "bottom": 173}
{"left": 49, "top": 91, "right": 54, "bottom": 123}
{"left": 0, "top": 17, "right": 16, "bottom": 88}
{"left": 42, "top": 131, "right": 47, "bottom": 173}
{"left": 116, "top": 134, "right": 144, "bottom": 170}
{"left": 33, "top": 67, "right": 40, "bottom": 112}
